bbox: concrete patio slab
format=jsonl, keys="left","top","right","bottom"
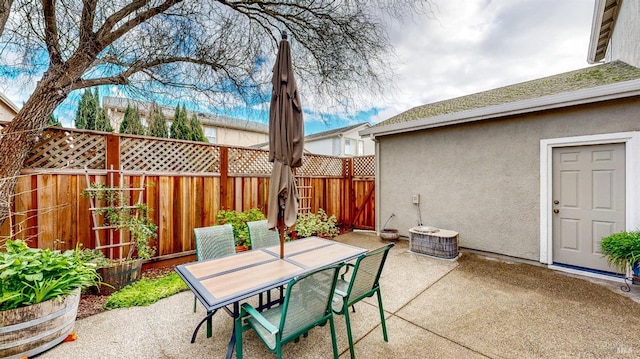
{"left": 38, "top": 232, "right": 640, "bottom": 359}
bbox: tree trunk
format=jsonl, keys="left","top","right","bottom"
{"left": 0, "top": 0, "right": 13, "bottom": 37}
{"left": 0, "top": 72, "right": 71, "bottom": 228}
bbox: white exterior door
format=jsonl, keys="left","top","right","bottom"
{"left": 551, "top": 143, "right": 625, "bottom": 273}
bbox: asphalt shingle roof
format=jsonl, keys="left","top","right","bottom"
{"left": 376, "top": 61, "right": 640, "bottom": 128}
{"left": 305, "top": 123, "right": 369, "bottom": 140}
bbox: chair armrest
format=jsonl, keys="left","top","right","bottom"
{"left": 334, "top": 287, "right": 348, "bottom": 297}
{"left": 240, "top": 303, "right": 279, "bottom": 335}
{"left": 340, "top": 263, "right": 355, "bottom": 280}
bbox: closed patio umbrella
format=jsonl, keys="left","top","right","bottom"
{"left": 267, "top": 31, "right": 304, "bottom": 259}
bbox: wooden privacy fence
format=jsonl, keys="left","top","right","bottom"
{"left": 0, "top": 128, "right": 375, "bottom": 262}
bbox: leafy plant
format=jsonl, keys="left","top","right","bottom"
{"left": 0, "top": 240, "right": 100, "bottom": 311}
{"left": 78, "top": 248, "right": 112, "bottom": 268}
{"left": 104, "top": 272, "right": 187, "bottom": 309}
{"left": 216, "top": 208, "right": 266, "bottom": 247}
{"left": 295, "top": 209, "right": 339, "bottom": 239}
{"left": 601, "top": 231, "right": 640, "bottom": 272}
{"left": 83, "top": 183, "right": 157, "bottom": 261}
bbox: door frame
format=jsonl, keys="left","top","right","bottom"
{"left": 540, "top": 131, "right": 640, "bottom": 265}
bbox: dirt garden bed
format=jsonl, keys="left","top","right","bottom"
{"left": 77, "top": 265, "right": 176, "bottom": 319}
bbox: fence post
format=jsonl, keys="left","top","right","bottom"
{"left": 344, "top": 158, "right": 354, "bottom": 230}
{"left": 105, "top": 133, "right": 121, "bottom": 257}
{"left": 220, "top": 147, "right": 229, "bottom": 209}
{"left": 106, "top": 133, "right": 121, "bottom": 185}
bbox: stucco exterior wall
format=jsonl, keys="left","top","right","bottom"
{"left": 343, "top": 127, "right": 375, "bottom": 156}
{"left": 0, "top": 102, "right": 17, "bottom": 122}
{"left": 216, "top": 127, "right": 268, "bottom": 147}
{"left": 377, "top": 98, "right": 640, "bottom": 261}
{"left": 610, "top": 0, "right": 640, "bottom": 67}
{"left": 305, "top": 137, "right": 334, "bottom": 155}
{"left": 305, "top": 127, "right": 375, "bottom": 156}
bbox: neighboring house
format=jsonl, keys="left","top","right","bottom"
{"left": 361, "top": 0, "right": 640, "bottom": 278}
{"left": 0, "top": 91, "right": 19, "bottom": 128}
{"left": 254, "top": 123, "right": 374, "bottom": 156}
{"left": 588, "top": 0, "right": 640, "bottom": 68}
{"left": 103, "top": 97, "right": 269, "bottom": 147}
{"left": 304, "top": 123, "right": 373, "bottom": 156}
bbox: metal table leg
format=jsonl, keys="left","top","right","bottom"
{"left": 225, "top": 302, "right": 240, "bottom": 359}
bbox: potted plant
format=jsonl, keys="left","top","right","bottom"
{"left": 601, "top": 230, "right": 640, "bottom": 284}
{"left": 0, "top": 240, "right": 100, "bottom": 358}
{"left": 216, "top": 208, "right": 266, "bottom": 251}
{"left": 294, "top": 209, "right": 339, "bottom": 239}
{"left": 83, "top": 183, "right": 157, "bottom": 293}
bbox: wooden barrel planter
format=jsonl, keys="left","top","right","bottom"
{"left": 0, "top": 288, "right": 80, "bottom": 359}
{"left": 93, "top": 259, "right": 143, "bottom": 295}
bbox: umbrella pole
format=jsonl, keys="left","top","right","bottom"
{"left": 278, "top": 207, "right": 285, "bottom": 259}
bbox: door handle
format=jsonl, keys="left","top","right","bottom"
{"left": 553, "top": 209, "right": 559, "bottom": 214}
{"left": 553, "top": 200, "right": 559, "bottom": 205}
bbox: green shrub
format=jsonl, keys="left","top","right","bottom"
{"left": 216, "top": 208, "right": 266, "bottom": 247}
{"left": 295, "top": 209, "right": 339, "bottom": 239}
{"left": 104, "top": 272, "right": 187, "bottom": 309}
{"left": 601, "top": 231, "right": 640, "bottom": 272}
{"left": 0, "top": 240, "right": 100, "bottom": 310}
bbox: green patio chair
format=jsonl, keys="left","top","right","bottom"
{"left": 192, "top": 224, "right": 235, "bottom": 339}
{"left": 235, "top": 264, "right": 343, "bottom": 359}
{"left": 332, "top": 242, "right": 394, "bottom": 359}
{"left": 194, "top": 224, "right": 236, "bottom": 262}
{"left": 247, "top": 220, "right": 280, "bottom": 249}
{"left": 248, "top": 220, "right": 283, "bottom": 308}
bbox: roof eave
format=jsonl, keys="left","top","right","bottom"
{"left": 361, "top": 79, "right": 640, "bottom": 138}
{"left": 307, "top": 123, "right": 370, "bottom": 141}
{"left": 0, "top": 92, "right": 20, "bottom": 114}
{"left": 587, "top": 0, "right": 620, "bottom": 64}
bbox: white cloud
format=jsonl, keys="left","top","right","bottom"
{"left": 369, "top": 0, "right": 595, "bottom": 123}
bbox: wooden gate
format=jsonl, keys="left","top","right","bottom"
{"left": 346, "top": 156, "right": 375, "bottom": 230}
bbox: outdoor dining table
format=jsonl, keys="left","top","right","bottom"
{"left": 175, "top": 236, "right": 367, "bottom": 359}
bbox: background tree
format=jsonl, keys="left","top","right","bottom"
{"left": 119, "top": 105, "right": 145, "bottom": 135}
{"left": 0, "top": 1, "right": 432, "bottom": 225}
{"left": 47, "top": 114, "right": 61, "bottom": 127}
{"left": 74, "top": 89, "right": 97, "bottom": 129}
{"left": 95, "top": 108, "right": 114, "bottom": 132}
{"left": 188, "top": 113, "right": 206, "bottom": 142}
{"left": 147, "top": 102, "right": 168, "bottom": 138}
{"left": 170, "top": 104, "right": 190, "bottom": 140}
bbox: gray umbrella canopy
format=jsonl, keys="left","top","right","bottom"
{"left": 267, "top": 33, "right": 304, "bottom": 255}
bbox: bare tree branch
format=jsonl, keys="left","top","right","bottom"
{"left": 0, "top": 0, "right": 435, "bottom": 228}
{"left": 42, "top": 0, "right": 61, "bottom": 65}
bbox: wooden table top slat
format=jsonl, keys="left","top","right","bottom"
{"left": 288, "top": 243, "right": 365, "bottom": 269}
{"left": 262, "top": 237, "right": 329, "bottom": 256}
{"left": 185, "top": 250, "right": 275, "bottom": 279}
{"left": 201, "top": 260, "right": 303, "bottom": 299}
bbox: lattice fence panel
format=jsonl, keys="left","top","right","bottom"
{"left": 228, "top": 147, "right": 272, "bottom": 176}
{"left": 353, "top": 155, "right": 375, "bottom": 177}
{"left": 120, "top": 137, "right": 220, "bottom": 173}
{"left": 24, "top": 128, "right": 106, "bottom": 169}
{"left": 298, "top": 155, "right": 343, "bottom": 177}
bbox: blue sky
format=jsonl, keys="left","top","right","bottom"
{"left": 1, "top": 0, "right": 596, "bottom": 135}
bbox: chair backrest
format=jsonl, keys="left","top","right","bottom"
{"left": 346, "top": 243, "right": 394, "bottom": 303}
{"left": 193, "top": 224, "right": 235, "bottom": 261}
{"left": 279, "top": 264, "right": 341, "bottom": 340}
{"left": 247, "top": 220, "right": 279, "bottom": 249}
